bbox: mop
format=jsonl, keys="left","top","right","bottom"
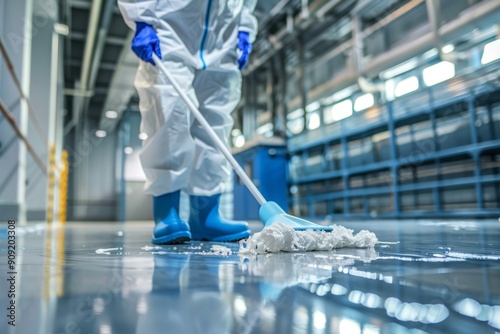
{"left": 152, "top": 54, "right": 378, "bottom": 253}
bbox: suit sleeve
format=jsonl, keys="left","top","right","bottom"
{"left": 117, "top": 0, "right": 158, "bottom": 30}
{"left": 239, "top": 0, "right": 258, "bottom": 42}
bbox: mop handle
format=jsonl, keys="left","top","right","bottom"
{"left": 152, "top": 54, "right": 267, "bottom": 205}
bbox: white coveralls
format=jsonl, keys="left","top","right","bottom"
{"left": 118, "top": 0, "right": 258, "bottom": 196}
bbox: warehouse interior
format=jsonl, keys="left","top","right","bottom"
{"left": 1, "top": 0, "right": 500, "bottom": 333}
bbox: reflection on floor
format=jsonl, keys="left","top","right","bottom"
{"left": 1, "top": 220, "right": 499, "bottom": 334}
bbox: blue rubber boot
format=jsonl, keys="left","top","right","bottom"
{"left": 152, "top": 191, "right": 191, "bottom": 244}
{"left": 189, "top": 194, "right": 251, "bottom": 242}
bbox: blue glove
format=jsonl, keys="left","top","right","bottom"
{"left": 131, "top": 22, "right": 162, "bottom": 65}
{"left": 237, "top": 31, "right": 252, "bottom": 70}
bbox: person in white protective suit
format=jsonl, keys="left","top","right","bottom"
{"left": 118, "top": 0, "right": 258, "bottom": 244}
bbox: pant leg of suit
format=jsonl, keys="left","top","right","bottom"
{"left": 186, "top": 64, "right": 241, "bottom": 196}
{"left": 136, "top": 58, "right": 197, "bottom": 196}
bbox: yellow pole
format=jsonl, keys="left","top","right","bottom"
{"left": 46, "top": 144, "right": 56, "bottom": 224}
{"left": 58, "top": 150, "right": 69, "bottom": 224}
{"left": 56, "top": 226, "right": 66, "bottom": 296}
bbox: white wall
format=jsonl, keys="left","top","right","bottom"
{"left": 0, "top": 0, "right": 33, "bottom": 223}
{"left": 0, "top": 0, "right": 65, "bottom": 222}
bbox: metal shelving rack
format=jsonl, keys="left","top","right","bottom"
{"left": 288, "top": 63, "right": 500, "bottom": 219}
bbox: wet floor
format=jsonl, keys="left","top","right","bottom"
{"left": 1, "top": 219, "right": 499, "bottom": 334}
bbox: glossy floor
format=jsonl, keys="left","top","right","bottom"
{"left": 1, "top": 220, "right": 499, "bottom": 334}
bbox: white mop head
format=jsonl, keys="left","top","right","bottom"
{"left": 239, "top": 222, "right": 378, "bottom": 254}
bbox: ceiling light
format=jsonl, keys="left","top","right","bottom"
{"left": 95, "top": 130, "right": 107, "bottom": 138}
{"left": 442, "top": 44, "right": 454, "bottom": 54}
{"left": 54, "top": 23, "right": 69, "bottom": 36}
{"left": 138, "top": 132, "right": 148, "bottom": 140}
{"left": 231, "top": 128, "right": 242, "bottom": 137}
{"left": 124, "top": 147, "right": 133, "bottom": 154}
{"left": 105, "top": 110, "right": 118, "bottom": 119}
{"left": 234, "top": 135, "right": 245, "bottom": 148}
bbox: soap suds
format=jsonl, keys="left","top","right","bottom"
{"left": 239, "top": 222, "right": 378, "bottom": 254}
{"left": 141, "top": 245, "right": 162, "bottom": 251}
{"left": 101, "top": 244, "right": 233, "bottom": 257}
{"left": 239, "top": 248, "right": 379, "bottom": 287}
{"left": 95, "top": 247, "right": 121, "bottom": 255}
{"left": 209, "top": 245, "right": 232, "bottom": 256}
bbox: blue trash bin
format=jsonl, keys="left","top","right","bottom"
{"left": 233, "top": 140, "right": 289, "bottom": 220}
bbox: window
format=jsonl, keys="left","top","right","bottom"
{"left": 305, "top": 101, "right": 320, "bottom": 113}
{"left": 287, "top": 119, "right": 304, "bottom": 134}
{"left": 256, "top": 123, "right": 273, "bottom": 136}
{"left": 385, "top": 79, "right": 396, "bottom": 101}
{"left": 323, "top": 99, "right": 353, "bottom": 124}
{"left": 287, "top": 108, "right": 304, "bottom": 120}
{"left": 354, "top": 93, "right": 374, "bottom": 112}
{"left": 481, "top": 39, "right": 500, "bottom": 65}
{"left": 394, "top": 76, "right": 419, "bottom": 97}
{"left": 287, "top": 108, "right": 305, "bottom": 134}
{"left": 307, "top": 111, "right": 321, "bottom": 130}
{"left": 423, "top": 61, "right": 455, "bottom": 86}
